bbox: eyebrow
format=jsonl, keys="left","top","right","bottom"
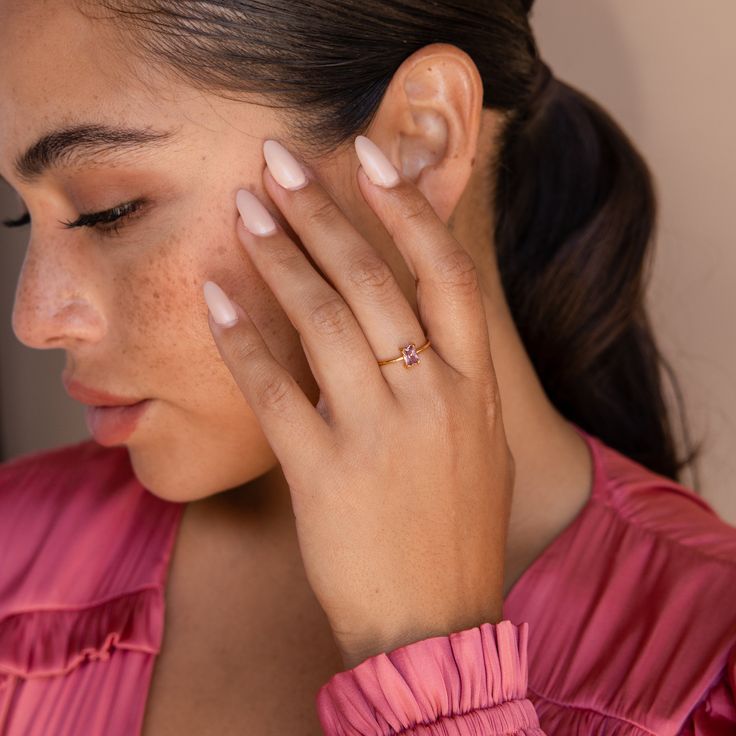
{"left": 11, "top": 123, "right": 179, "bottom": 183}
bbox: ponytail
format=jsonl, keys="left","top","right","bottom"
{"left": 493, "top": 56, "right": 702, "bottom": 485}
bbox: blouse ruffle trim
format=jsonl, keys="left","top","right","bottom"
{"left": 0, "top": 586, "right": 162, "bottom": 679}
{"left": 316, "top": 619, "right": 544, "bottom": 735}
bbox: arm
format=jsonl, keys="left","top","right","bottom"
{"left": 316, "top": 620, "right": 547, "bottom": 735}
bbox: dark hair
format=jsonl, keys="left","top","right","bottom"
{"left": 80, "top": 0, "right": 702, "bottom": 488}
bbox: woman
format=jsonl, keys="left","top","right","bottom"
{"left": 0, "top": 0, "right": 734, "bottom": 733}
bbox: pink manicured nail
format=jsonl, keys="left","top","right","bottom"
{"left": 236, "top": 189, "right": 277, "bottom": 236}
{"left": 203, "top": 280, "right": 238, "bottom": 328}
{"left": 263, "top": 139, "right": 308, "bottom": 190}
{"left": 354, "top": 135, "right": 400, "bottom": 188}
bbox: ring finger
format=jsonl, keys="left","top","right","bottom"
{"left": 236, "top": 144, "right": 430, "bottom": 384}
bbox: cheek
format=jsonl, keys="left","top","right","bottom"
{"left": 116, "top": 214, "right": 316, "bottom": 411}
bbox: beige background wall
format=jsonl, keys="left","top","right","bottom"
{"left": 1, "top": 2, "right": 734, "bottom": 524}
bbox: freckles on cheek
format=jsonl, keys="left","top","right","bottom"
{"left": 118, "top": 266, "right": 187, "bottom": 337}
{"left": 119, "top": 241, "right": 204, "bottom": 335}
{"left": 134, "top": 209, "right": 268, "bottom": 332}
{"left": 195, "top": 216, "right": 264, "bottom": 292}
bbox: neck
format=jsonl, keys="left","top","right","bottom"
{"left": 447, "top": 137, "right": 593, "bottom": 592}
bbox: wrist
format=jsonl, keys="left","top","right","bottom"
{"left": 337, "top": 607, "right": 504, "bottom": 670}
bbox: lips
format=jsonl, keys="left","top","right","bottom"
{"left": 62, "top": 376, "right": 145, "bottom": 407}
{"left": 84, "top": 400, "right": 152, "bottom": 446}
{"left": 61, "top": 374, "right": 153, "bottom": 445}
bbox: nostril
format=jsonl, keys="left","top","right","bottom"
{"left": 10, "top": 296, "right": 106, "bottom": 350}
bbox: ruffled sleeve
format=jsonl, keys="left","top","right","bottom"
{"left": 316, "top": 620, "right": 546, "bottom": 735}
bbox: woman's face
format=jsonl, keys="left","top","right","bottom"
{"left": 0, "top": 2, "right": 413, "bottom": 502}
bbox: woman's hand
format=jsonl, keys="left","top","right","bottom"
{"left": 203, "top": 135, "right": 515, "bottom": 669}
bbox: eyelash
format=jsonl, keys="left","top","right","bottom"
{"left": 1, "top": 199, "right": 147, "bottom": 237}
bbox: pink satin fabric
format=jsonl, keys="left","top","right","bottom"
{"left": 0, "top": 423, "right": 734, "bottom": 734}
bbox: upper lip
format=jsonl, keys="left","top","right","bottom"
{"left": 62, "top": 376, "right": 146, "bottom": 407}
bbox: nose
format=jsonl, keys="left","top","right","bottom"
{"left": 11, "top": 238, "right": 106, "bottom": 350}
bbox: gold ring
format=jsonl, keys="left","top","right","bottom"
{"left": 377, "top": 339, "right": 431, "bottom": 369}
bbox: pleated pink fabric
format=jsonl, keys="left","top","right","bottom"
{"left": 0, "top": 422, "right": 735, "bottom": 735}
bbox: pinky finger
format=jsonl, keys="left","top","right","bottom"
{"left": 203, "top": 280, "right": 331, "bottom": 471}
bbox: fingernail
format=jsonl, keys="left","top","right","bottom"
{"left": 236, "top": 189, "right": 277, "bottom": 236}
{"left": 354, "top": 135, "right": 400, "bottom": 188}
{"left": 203, "top": 280, "right": 238, "bottom": 327}
{"left": 263, "top": 139, "right": 308, "bottom": 190}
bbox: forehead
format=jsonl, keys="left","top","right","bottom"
{"left": 0, "top": 1, "right": 240, "bottom": 182}
{"left": 0, "top": 2, "right": 145, "bottom": 120}
{"left": 0, "top": 2, "right": 162, "bottom": 171}
{"left": 0, "top": 1, "right": 285, "bottom": 187}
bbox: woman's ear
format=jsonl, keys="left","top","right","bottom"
{"left": 365, "top": 42, "right": 484, "bottom": 223}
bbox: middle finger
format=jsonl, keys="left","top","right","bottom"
{"left": 239, "top": 139, "right": 432, "bottom": 373}
{"left": 260, "top": 139, "right": 430, "bottom": 369}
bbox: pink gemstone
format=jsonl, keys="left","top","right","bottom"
{"left": 402, "top": 344, "right": 420, "bottom": 367}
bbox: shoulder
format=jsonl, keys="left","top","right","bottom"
{"left": 511, "top": 426, "right": 736, "bottom": 732}
{"left": 592, "top": 431, "right": 736, "bottom": 567}
{"left": 0, "top": 440, "right": 184, "bottom": 615}
{"left": 0, "top": 441, "right": 184, "bottom": 680}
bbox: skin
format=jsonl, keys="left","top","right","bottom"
{"left": 0, "top": 0, "right": 594, "bottom": 707}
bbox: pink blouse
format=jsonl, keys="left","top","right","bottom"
{"left": 0, "top": 423, "right": 734, "bottom": 735}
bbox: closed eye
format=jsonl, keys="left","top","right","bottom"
{"left": 2, "top": 211, "right": 30, "bottom": 228}
{"left": 2, "top": 199, "right": 148, "bottom": 236}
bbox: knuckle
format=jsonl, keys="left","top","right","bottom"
{"left": 305, "top": 197, "right": 339, "bottom": 230}
{"left": 398, "top": 193, "right": 433, "bottom": 224}
{"left": 254, "top": 372, "right": 293, "bottom": 412}
{"left": 431, "top": 249, "right": 480, "bottom": 296}
{"left": 229, "top": 337, "right": 267, "bottom": 367}
{"left": 268, "top": 244, "right": 303, "bottom": 275}
{"left": 306, "top": 296, "right": 354, "bottom": 339}
{"left": 482, "top": 380, "right": 504, "bottom": 423}
{"left": 485, "top": 394, "right": 500, "bottom": 423}
{"left": 346, "top": 252, "right": 395, "bottom": 295}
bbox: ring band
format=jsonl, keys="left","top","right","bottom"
{"left": 377, "top": 339, "right": 431, "bottom": 369}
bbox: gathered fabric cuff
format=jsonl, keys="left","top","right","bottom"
{"left": 316, "top": 619, "right": 546, "bottom": 735}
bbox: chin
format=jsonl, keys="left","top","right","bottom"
{"left": 125, "top": 428, "right": 279, "bottom": 503}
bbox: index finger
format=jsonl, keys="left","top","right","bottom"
{"left": 354, "top": 135, "right": 494, "bottom": 382}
